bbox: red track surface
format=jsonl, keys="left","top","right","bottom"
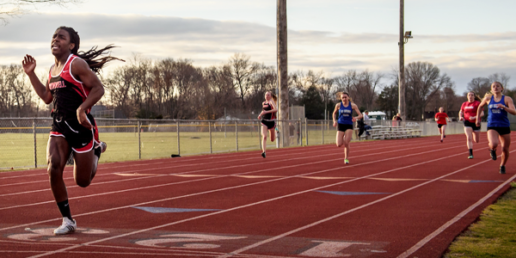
{"left": 1, "top": 133, "right": 515, "bottom": 258}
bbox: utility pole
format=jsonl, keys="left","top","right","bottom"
{"left": 277, "top": 0, "right": 289, "bottom": 147}
{"left": 398, "top": 0, "right": 406, "bottom": 121}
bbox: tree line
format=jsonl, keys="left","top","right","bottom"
{"left": 0, "top": 53, "right": 512, "bottom": 120}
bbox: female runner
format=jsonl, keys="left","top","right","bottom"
{"left": 22, "top": 26, "right": 122, "bottom": 234}
{"left": 459, "top": 92, "right": 483, "bottom": 159}
{"left": 476, "top": 81, "right": 516, "bottom": 174}
{"left": 435, "top": 107, "right": 449, "bottom": 143}
{"left": 258, "top": 91, "right": 278, "bottom": 158}
{"left": 332, "top": 92, "right": 362, "bottom": 164}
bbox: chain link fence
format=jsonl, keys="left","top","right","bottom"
{"left": 0, "top": 117, "right": 492, "bottom": 170}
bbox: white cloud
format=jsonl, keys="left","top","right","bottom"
{"left": 1, "top": 12, "right": 516, "bottom": 94}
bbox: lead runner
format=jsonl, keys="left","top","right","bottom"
{"left": 22, "top": 26, "right": 122, "bottom": 234}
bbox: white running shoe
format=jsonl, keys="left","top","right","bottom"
{"left": 98, "top": 141, "right": 107, "bottom": 153}
{"left": 53, "top": 217, "right": 77, "bottom": 235}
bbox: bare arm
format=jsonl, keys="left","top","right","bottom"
{"left": 22, "top": 55, "right": 52, "bottom": 104}
{"left": 476, "top": 97, "right": 489, "bottom": 126}
{"left": 503, "top": 96, "right": 516, "bottom": 116}
{"left": 72, "top": 58, "right": 105, "bottom": 129}
{"left": 332, "top": 104, "right": 340, "bottom": 127}
{"left": 352, "top": 104, "right": 363, "bottom": 121}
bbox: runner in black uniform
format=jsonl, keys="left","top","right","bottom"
{"left": 22, "top": 26, "right": 122, "bottom": 235}
{"left": 258, "top": 91, "right": 278, "bottom": 158}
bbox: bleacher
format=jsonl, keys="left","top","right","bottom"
{"left": 357, "top": 124, "right": 422, "bottom": 140}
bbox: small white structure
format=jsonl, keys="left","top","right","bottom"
{"left": 367, "top": 111, "right": 386, "bottom": 121}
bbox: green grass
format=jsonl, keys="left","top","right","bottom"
{"left": 445, "top": 182, "right": 516, "bottom": 258}
{"left": 0, "top": 124, "right": 345, "bottom": 169}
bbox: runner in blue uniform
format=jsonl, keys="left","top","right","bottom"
{"left": 332, "top": 92, "right": 362, "bottom": 164}
{"left": 476, "top": 81, "right": 516, "bottom": 174}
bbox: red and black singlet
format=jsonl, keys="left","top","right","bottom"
{"left": 48, "top": 54, "right": 90, "bottom": 118}
{"left": 262, "top": 101, "right": 276, "bottom": 121}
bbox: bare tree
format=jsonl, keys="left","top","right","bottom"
{"left": 1, "top": 0, "right": 80, "bottom": 24}
{"left": 229, "top": 53, "right": 259, "bottom": 109}
{"left": 405, "top": 61, "right": 452, "bottom": 120}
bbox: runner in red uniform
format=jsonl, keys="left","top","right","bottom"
{"left": 435, "top": 107, "right": 449, "bottom": 143}
{"left": 459, "top": 92, "right": 483, "bottom": 159}
{"left": 22, "top": 26, "right": 122, "bottom": 235}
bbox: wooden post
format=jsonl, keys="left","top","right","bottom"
{"left": 398, "top": 0, "right": 406, "bottom": 121}
{"left": 277, "top": 0, "right": 289, "bottom": 147}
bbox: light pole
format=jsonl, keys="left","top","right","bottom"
{"left": 277, "top": 0, "right": 288, "bottom": 147}
{"left": 398, "top": 0, "right": 412, "bottom": 121}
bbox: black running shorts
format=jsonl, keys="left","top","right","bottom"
{"left": 50, "top": 113, "right": 98, "bottom": 153}
{"left": 338, "top": 123, "right": 353, "bottom": 132}
{"left": 464, "top": 120, "right": 480, "bottom": 131}
{"left": 261, "top": 120, "right": 276, "bottom": 130}
{"left": 487, "top": 127, "right": 511, "bottom": 136}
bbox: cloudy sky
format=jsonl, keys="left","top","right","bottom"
{"left": 1, "top": 0, "right": 516, "bottom": 94}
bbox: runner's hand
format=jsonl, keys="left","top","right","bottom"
{"left": 333, "top": 121, "right": 337, "bottom": 127}
{"left": 77, "top": 108, "right": 93, "bottom": 130}
{"left": 22, "top": 55, "right": 37, "bottom": 74}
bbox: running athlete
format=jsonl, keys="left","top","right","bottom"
{"left": 476, "top": 81, "right": 516, "bottom": 174}
{"left": 332, "top": 92, "right": 362, "bottom": 164}
{"left": 22, "top": 26, "right": 122, "bottom": 235}
{"left": 459, "top": 92, "right": 483, "bottom": 159}
{"left": 258, "top": 91, "right": 278, "bottom": 158}
{"left": 435, "top": 107, "right": 449, "bottom": 143}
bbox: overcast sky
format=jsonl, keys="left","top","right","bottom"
{"left": 1, "top": 0, "right": 516, "bottom": 94}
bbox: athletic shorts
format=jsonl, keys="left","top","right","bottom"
{"left": 437, "top": 124, "right": 446, "bottom": 129}
{"left": 261, "top": 120, "right": 276, "bottom": 130}
{"left": 50, "top": 113, "right": 99, "bottom": 153}
{"left": 464, "top": 120, "right": 480, "bottom": 131}
{"left": 487, "top": 127, "right": 511, "bottom": 136}
{"left": 338, "top": 123, "right": 353, "bottom": 132}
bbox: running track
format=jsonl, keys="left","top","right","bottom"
{"left": 0, "top": 133, "right": 515, "bottom": 258}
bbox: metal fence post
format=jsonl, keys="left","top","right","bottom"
{"left": 258, "top": 121, "right": 262, "bottom": 150}
{"left": 305, "top": 118, "right": 308, "bottom": 146}
{"left": 298, "top": 118, "right": 302, "bottom": 146}
{"left": 138, "top": 120, "right": 141, "bottom": 159}
{"left": 33, "top": 120, "right": 37, "bottom": 168}
{"left": 321, "top": 121, "right": 324, "bottom": 144}
{"left": 209, "top": 121, "right": 212, "bottom": 154}
{"left": 235, "top": 121, "right": 239, "bottom": 151}
{"left": 177, "top": 120, "right": 180, "bottom": 155}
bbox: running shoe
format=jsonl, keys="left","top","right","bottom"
{"left": 261, "top": 152, "right": 266, "bottom": 158}
{"left": 344, "top": 159, "right": 349, "bottom": 164}
{"left": 500, "top": 166, "right": 506, "bottom": 174}
{"left": 440, "top": 139, "right": 443, "bottom": 143}
{"left": 54, "top": 217, "right": 76, "bottom": 235}
{"left": 490, "top": 150, "right": 497, "bottom": 161}
{"left": 94, "top": 141, "right": 107, "bottom": 159}
{"left": 468, "top": 155, "right": 473, "bottom": 159}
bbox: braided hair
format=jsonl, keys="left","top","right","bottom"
{"left": 56, "top": 26, "right": 124, "bottom": 73}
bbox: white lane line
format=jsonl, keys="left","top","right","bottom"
{"left": 0, "top": 144, "right": 463, "bottom": 213}
{"left": 0, "top": 139, "right": 443, "bottom": 197}
{"left": 25, "top": 148, "right": 468, "bottom": 258}
{"left": 0, "top": 144, "right": 337, "bottom": 179}
{"left": 220, "top": 152, "right": 515, "bottom": 258}
{"left": 397, "top": 173, "right": 516, "bottom": 258}
{"left": 0, "top": 137, "right": 449, "bottom": 180}
{"left": 0, "top": 141, "right": 384, "bottom": 185}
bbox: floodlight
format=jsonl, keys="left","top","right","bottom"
{"left": 404, "top": 31, "right": 413, "bottom": 39}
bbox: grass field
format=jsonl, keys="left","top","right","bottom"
{"left": 445, "top": 182, "right": 516, "bottom": 258}
{"left": 0, "top": 125, "right": 342, "bottom": 169}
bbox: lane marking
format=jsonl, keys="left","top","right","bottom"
{"left": 397, "top": 173, "right": 516, "bottom": 258}
{"left": 0, "top": 145, "right": 466, "bottom": 234}
{"left": 220, "top": 151, "right": 516, "bottom": 257}
{"left": 0, "top": 140, "right": 416, "bottom": 196}
{"left": 315, "top": 191, "right": 390, "bottom": 196}
{"left": 0, "top": 142, "right": 458, "bottom": 211}
{"left": 133, "top": 207, "right": 222, "bottom": 214}
{"left": 25, "top": 148, "right": 470, "bottom": 258}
